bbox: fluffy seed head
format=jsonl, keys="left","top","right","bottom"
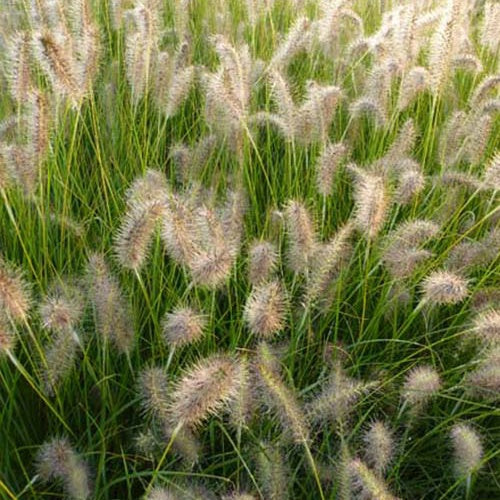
{"left": 316, "top": 142, "right": 348, "bottom": 196}
{"left": 40, "top": 282, "right": 84, "bottom": 334}
{"left": 256, "top": 441, "right": 289, "bottom": 500}
{"left": 349, "top": 458, "right": 399, "bottom": 500}
{"left": 451, "top": 423, "right": 483, "bottom": 478}
{"left": 115, "top": 200, "right": 166, "bottom": 271}
{"left": 42, "top": 333, "right": 78, "bottom": 395}
{"left": 421, "top": 271, "right": 469, "bottom": 305}
{"left": 0, "top": 257, "right": 31, "bottom": 322}
{"left": 255, "top": 343, "right": 310, "bottom": 444}
{"left": 0, "top": 314, "right": 16, "bottom": 354}
{"left": 138, "top": 366, "right": 170, "bottom": 420}
{"left": 471, "top": 309, "right": 500, "bottom": 346}
{"left": 168, "top": 354, "right": 239, "bottom": 428}
{"left": 248, "top": 240, "right": 278, "bottom": 285}
{"left": 402, "top": 365, "right": 441, "bottom": 411}
{"left": 464, "top": 346, "right": 500, "bottom": 401}
{"left": 284, "top": 200, "right": 318, "bottom": 274}
{"left": 351, "top": 168, "right": 390, "bottom": 239}
{"left": 307, "top": 363, "right": 376, "bottom": 425}
{"left": 162, "top": 306, "right": 207, "bottom": 348}
{"left": 244, "top": 280, "right": 286, "bottom": 339}
{"left": 363, "top": 421, "right": 395, "bottom": 475}
{"left": 37, "top": 437, "right": 91, "bottom": 499}
{"left": 86, "top": 254, "right": 135, "bottom": 354}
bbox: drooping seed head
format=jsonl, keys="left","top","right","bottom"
{"left": 162, "top": 306, "right": 207, "bottom": 349}
{"left": 451, "top": 423, "right": 483, "bottom": 478}
{"left": 421, "top": 271, "right": 469, "bottom": 305}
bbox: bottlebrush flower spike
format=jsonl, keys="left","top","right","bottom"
{"left": 421, "top": 270, "right": 469, "bottom": 306}
{"left": 162, "top": 306, "right": 207, "bottom": 349}
{"left": 0, "top": 313, "right": 16, "bottom": 355}
{"left": 42, "top": 332, "right": 78, "bottom": 395}
{"left": 284, "top": 200, "right": 318, "bottom": 275}
{"left": 244, "top": 280, "right": 286, "bottom": 339}
{"left": 115, "top": 199, "right": 166, "bottom": 271}
{"left": 256, "top": 441, "right": 289, "bottom": 500}
{"left": 401, "top": 365, "right": 441, "bottom": 414}
{"left": 464, "top": 347, "right": 500, "bottom": 401}
{"left": 0, "top": 256, "right": 31, "bottom": 322}
{"left": 254, "top": 342, "right": 310, "bottom": 444}
{"left": 248, "top": 240, "right": 278, "bottom": 285}
{"left": 316, "top": 142, "right": 348, "bottom": 196}
{"left": 307, "top": 363, "right": 376, "bottom": 425}
{"left": 138, "top": 366, "right": 170, "bottom": 420}
{"left": 37, "top": 437, "right": 92, "bottom": 500}
{"left": 349, "top": 458, "right": 399, "bottom": 500}
{"left": 349, "top": 166, "right": 390, "bottom": 240}
{"left": 86, "top": 253, "right": 135, "bottom": 354}
{"left": 470, "top": 309, "right": 500, "bottom": 347}
{"left": 5, "top": 31, "right": 33, "bottom": 102}
{"left": 168, "top": 353, "right": 240, "bottom": 428}
{"left": 40, "top": 281, "right": 84, "bottom": 335}
{"left": 451, "top": 423, "right": 484, "bottom": 478}
{"left": 363, "top": 421, "right": 395, "bottom": 475}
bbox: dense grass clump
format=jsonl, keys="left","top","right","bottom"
{"left": 0, "top": 0, "right": 498, "bottom": 498}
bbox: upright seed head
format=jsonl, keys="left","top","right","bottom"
{"left": 86, "top": 253, "right": 135, "bottom": 354}
{"left": 138, "top": 366, "right": 170, "bottom": 420}
{"left": 351, "top": 168, "right": 390, "bottom": 239}
{"left": 401, "top": 365, "right": 441, "bottom": 413}
{"left": 284, "top": 200, "right": 318, "bottom": 274}
{"left": 168, "top": 354, "right": 239, "bottom": 428}
{"left": 256, "top": 441, "right": 289, "bottom": 500}
{"left": 243, "top": 280, "right": 286, "bottom": 339}
{"left": 248, "top": 240, "right": 278, "bottom": 285}
{"left": 464, "top": 346, "right": 500, "bottom": 401}
{"left": 363, "top": 421, "right": 395, "bottom": 475}
{"left": 421, "top": 270, "right": 469, "bottom": 306}
{"left": 451, "top": 423, "right": 483, "bottom": 478}
{"left": 471, "top": 309, "right": 500, "bottom": 347}
{"left": 36, "top": 437, "right": 92, "bottom": 500}
{"left": 316, "top": 142, "right": 348, "bottom": 196}
{"left": 307, "top": 363, "right": 376, "bottom": 425}
{"left": 162, "top": 306, "right": 207, "bottom": 349}
{"left": 42, "top": 332, "right": 78, "bottom": 395}
{"left": 0, "top": 256, "right": 31, "bottom": 322}
{"left": 254, "top": 343, "right": 310, "bottom": 444}
{"left": 115, "top": 200, "right": 166, "bottom": 271}
{"left": 349, "top": 458, "right": 399, "bottom": 500}
{"left": 40, "top": 281, "right": 84, "bottom": 334}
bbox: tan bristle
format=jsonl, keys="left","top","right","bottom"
{"left": 243, "top": 280, "right": 286, "bottom": 339}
